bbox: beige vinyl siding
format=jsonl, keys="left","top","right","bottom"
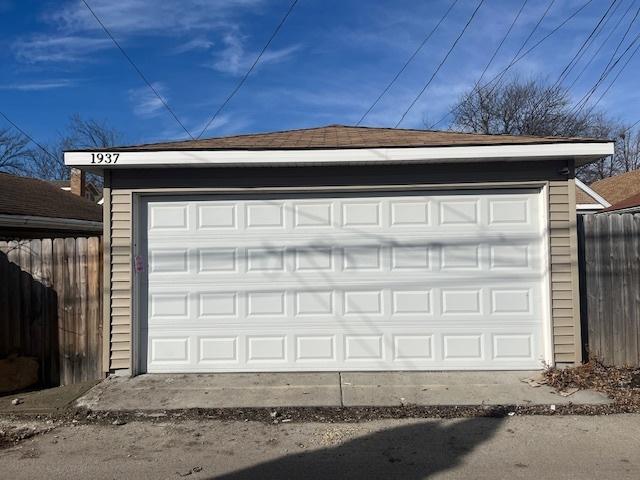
{"left": 109, "top": 189, "right": 132, "bottom": 370}
{"left": 549, "top": 179, "right": 581, "bottom": 364}
{"left": 106, "top": 169, "right": 583, "bottom": 371}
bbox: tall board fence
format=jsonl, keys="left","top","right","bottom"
{"left": 579, "top": 213, "right": 640, "bottom": 366}
{"left": 0, "top": 237, "right": 103, "bottom": 386}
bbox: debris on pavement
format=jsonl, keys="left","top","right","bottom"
{"left": 11, "top": 398, "right": 23, "bottom": 406}
{"left": 521, "top": 374, "right": 548, "bottom": 388}
{"left": 559, "top": 388, "right": 579, "bottom": 397}
{"left": 178, "top": 466, "right": 203, "bottom": 477}
{"left": 545, "top": 361, "right": 640, "bottom": 409}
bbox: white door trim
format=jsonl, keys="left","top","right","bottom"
{"left": 132, "top": 183, "right": 552, "bottom": 374}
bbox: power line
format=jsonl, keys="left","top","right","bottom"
{"left": 80, "top": 0, "right": 194, "bottom": 140}
{"left": 483, "top": 0, "right": 556, "bottom": 96}
{"left": 395, "top": 0, "right": 486, "bottom": 127}
{"left": 566, "top": 0, "right": 637, "bottom": 91}
{"left": 0, "top": 110, "right": 57, "bottom": 161}
{"left": 429, "top": 0, "right": 591, "bottom": 130}
{"left": 570, "top": 3, "right": 640, "bottom": 115}
{"left": 553, "top": 0, "right": 619, "bottom": 89}
{"left": 473, "top": 0, "right": 530, "bottom": 89}
{"left": 429, "top": 0, "right": 530, "bottom": 129}
{"left": 624, "top": 118, "right": 640, "bottom": 133}
{"left": 571, "top": 27, "right": 640, "bottom": 116}
{"left": 356, "top": 0, "right": 460, "bottom": 126}
{"left": 585, "top": 35, "right": 640, "bottom": 114}
{"left": 197, "top": 0, "right": 299, "bottom": 139}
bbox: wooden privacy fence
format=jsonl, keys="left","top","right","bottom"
{"left": 579, "top": 213, "right": 640, "bottom": 366}
{"left": 0, "top": 237, "right": 103, "bottom": 386}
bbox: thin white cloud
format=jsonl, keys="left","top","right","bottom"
{"left": 170, "top": 37, "right": 215, "bottom": 55}
{"left": 211, "top": 32, "right": 301, "bottom": 75}
{"left": 0, "top": 79, "right": 76, "bottom": 91}
{"left": 13, "top": 0, "right": 265, "bottom": 64}
{"left": 12, "top": 35, "right": 110, "bottom": 63}
{"left": 128, "top": 83, "right": 168, "bottom": 118}
{"left": 47, "top": 0, "right": 264, "bottom": 35}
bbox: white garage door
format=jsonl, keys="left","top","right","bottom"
{"left": 142, "top": 189, "right": 548, "bottom": 372}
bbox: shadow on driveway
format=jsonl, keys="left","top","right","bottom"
{"left": 212, "top": 417, "right": 504, "bottom": 479}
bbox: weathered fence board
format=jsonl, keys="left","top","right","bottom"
{"left": 0, "top": 237, "right": 103, "bottom": 387}
{"left": 579, "top": 214, "right": 640, "bottom": 366}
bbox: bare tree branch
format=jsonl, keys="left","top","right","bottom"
{"left": 447, "top": 77, "right": 639, "bottom": 183}
{"left": 0, "top": 128, "right": 32, "bottom": 175}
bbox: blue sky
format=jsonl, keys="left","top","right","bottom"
{"left": 1, "top": 0, "right": 640, "bottom": 146}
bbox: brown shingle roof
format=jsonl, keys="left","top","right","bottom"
{"left": 576, "top": 187, "right": 600, "bottom": 205}
{"left": 0, "top": 173, "right": 102, "bottom": 222}
{"left": 590, "top": 169, "right": 640, "bottom": 205}
{"left": 71, "top": 125, "right": 608, "bottom": 152}
{"left": 603, "top": 191, "right": 640, "bottom": 212}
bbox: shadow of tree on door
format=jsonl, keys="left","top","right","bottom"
{"left": 211, "top": 417, "right": 504, "bottom": 480}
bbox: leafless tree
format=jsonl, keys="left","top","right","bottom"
{"left": 450, "top": 78, "right": 601, "bottom": 137}
{"left": 27, "top": 114, "right": 122, "bottom": 186}
{"left": 448, "top": 77, "right": 638, "bottom": 182}
{"left": 578, "top": 125, "right": 640, "bottom": 183}
{"left": 0, "top": 128, "right": 32, "bottom": 174}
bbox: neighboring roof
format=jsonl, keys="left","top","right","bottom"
{"left": 49, "top": 179, "right": 70, "bottom": 187}
{"left": 68, "top": 125, "right": 609, "bottom": 152}
{"left": 603, "top": 191, "right": 640, "bottom": 213}
{"left": 575, "top": 178, "right": 611, "bottom": 210}
{"left": 0, "top": 172, "right": 102, "bottom": 222}
{"left": 576, "top": 188, "right": 597, "bottom": 205}
{"left": 590, "top": 169, "right": 640, "bottom": 205}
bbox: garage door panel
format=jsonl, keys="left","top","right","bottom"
{"left": 146, "top": 284, "right": 541, "bottom": 325}
{"left": 147, "top": 243, "right": 542, "bottom": 281}
{"left": 145, "top": 190, "right": 547, "bottom": 372}
{"left": 145, "top": 327, "right": 542, "bottom": 372}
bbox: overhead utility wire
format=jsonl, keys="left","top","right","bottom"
{"left": 0, "top": 110, "right": 57, "bottom": 161}
{"left": 197, "top": 0, "right": 300, "bottom": 139}
{"left": 481, "top": 0, "right": 595, "bottom": 96}
{"left": 567, "top": 0, "right": 637, "bottom": 91}
{"left": 395, "top": 0, "right": 486, "bottom": 127}
{"left": 356, "top": 0, "right": 460, "bottom": 126}
{"left": 482, "top": 0, "right": 556, "bottom": 96}
{"left": 552, "top": 0, "right": 620, "bottom": 89}
{"left": 524, "top": 0, "right": 620, "bottom": 129}
{"left": 428, "top": 0, "right": 530, "bottom": 129}
{"left": 472, "top": 0, "right": 530, "bottom": 89}
{"left": 429, "top": 0, "right": 592, "bottom": 129}
{"left": 570, "top": 4, "right": 640, "bottom": 115}
{"left": 81, "top": 0, "right": 194, "bottom": 140}
{"left": 585, "top": 36, "right": 640, "bottom": 114}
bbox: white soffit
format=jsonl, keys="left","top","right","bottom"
{"left": 64, "top": 142, "right": 614, "bottom": 169}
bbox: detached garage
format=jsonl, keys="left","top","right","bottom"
{"left": 64, "top": 125, "right": 613, "bottom": 375}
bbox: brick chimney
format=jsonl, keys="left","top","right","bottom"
{"left": 70, "top": 168, "right": 86, "bottom": 198}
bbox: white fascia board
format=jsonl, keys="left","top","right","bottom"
{"left": 574, "top": 178, "right": 611, "bottom": 207}
{"left": 64, "top": 142, "right": 614, "bottom": 168}
{"left": 576, "top": 203, "right": 605, "bottom": 211}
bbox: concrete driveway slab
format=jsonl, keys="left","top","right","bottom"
{"left": 75, "top": 371, "right": 612, "bottom": 412}
{"left": 340, "top": 372, "right": 612, "bottom": 406}
{"left": 0, "top": 381, "right": 99, "bottom": 415}
{"left": 77, "top": 373, "right": 342, "bottom": 410}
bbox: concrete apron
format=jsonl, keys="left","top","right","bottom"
{"left": 76, "top": 371, "right": 612, "bottom": 411}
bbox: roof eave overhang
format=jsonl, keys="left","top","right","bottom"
{"left": 64, "top": 141, "right": 614, "bottom": 172}
{"left": 0, "top": 213, "right": 103, "bottom": 232}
